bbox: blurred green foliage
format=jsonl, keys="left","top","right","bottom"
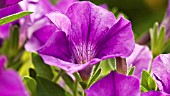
{"left": 91, "top": 0, "right": 167, "bottom": 40}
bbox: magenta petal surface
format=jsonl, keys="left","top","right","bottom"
{"left": 0, "top": 0, "right": 21, "bottom": 9}
{"left": 96, "top": 16, "right": 135, "bottom": 59}
{"left": 56, "top": 0, "right": 77, "bottom": 13}
{"left": 38, "top": 31, "right": 72, "bottom": 62}
{"left": 0, "top": 56, "right": 28, "bottom": 96}
{"left": 46, "top": 11, "right": 71, "bottom": 33}
{"left": 152, "top": 54, "right": 170, "bottom": 94}
{"left": 25, "top": 24, "right": 56, "bottom": 52}
{"left": 162, "top": 0, "right": 170, "bottom": 39}
{"left": 127, "top": 44, "right": 152, "bottom": 78}
{"left": 85, "top": 71, "right": 140, "bottom": 96}
{"left": 141, "top": 91, "right": 170, "bottom": 96}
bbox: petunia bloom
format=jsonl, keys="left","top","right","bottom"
{"left": 0, "top": 0, "right": 21, "bottom": 9}
{"left": 38, "top": 1, "right": 135, "bottom": 74}
{"left": 152, "top": 54, "right": 170, "bottom": 94}
{"left": 162, "top": 0, "right": 170, "bottom": 39}
{"left": 85, "top": 71, "right": 168, "bottom": 96}
{"left": 0, "top": 55, "right": 28, "bottom": 96}
{"left": 127, "top": 44, "right": 152, "bottom": 78}
{"left": 85, "top": 71, "right": 140, "bottom": 96}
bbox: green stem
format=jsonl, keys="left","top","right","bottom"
{"left": 52, "top": 70, "right": 65, "bottom": 82}
{"left": 74, "top": 80, "right": 78, "bottom": 96}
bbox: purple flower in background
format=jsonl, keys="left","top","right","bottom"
{"left": 127, "top": 44, "right": 152, "bottom": 78}
{"left": 85, "top": 71, "right": 140, "bottom": 96}
{"left": 24, "top": 0, "right": 77, "bottom": 51}
{"left": 141, "top": 91, "right": 169, "bottom": 96}
{"left": 25, "top": 24, "right": 57, "bottom": 52}
{"left": 0, "top": 0, "right": 21, "bottom": 9}
{"left": 38, "top": 1, "right": 135, "bottom": 73}
{"left": 0, "top": 56, "right": 28, "bottom": 96}
{"left": 85, "top": 71, "right": 168, "bottom": 96}
{"left": 56, "top": 0, "right": 78, "bottom": 13}
{"left": 162, "top": 0, "right": 170, "bottom": 39}
{"left": 152, "top": 54, "right": 170, "bottom": 94}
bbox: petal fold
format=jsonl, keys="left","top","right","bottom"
{"left": 152, "top": 54, "right": 170, "bottom": 94}
{"left": 38, "top": 31, "right": 72, "bottom": 62}
{"left": 127, "top": 44, "right": 152, "bottom": 78}
{"left": 96, "top": 16, "right": 135, "bottom": 59}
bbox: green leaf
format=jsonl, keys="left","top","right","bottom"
{"left": 9, "top": 25, "right": 19, "bottom": 56}
{"left": 62, "top": 74, "right": 75, "bottom": 92}
{"left": 65, "top": 92, "right": 72, "bottom": 96}
{"left": 150, "top": 22, "right": 158, "bottom": 57}
{"left": 107, "top": 58, "right": 116, "bottom": 70}
{"left": 140, "top": 85, "right": 148, "bottom": 92}
{"left": 157, "top": 26, "right": 165, "bottom": 48}
{"left": 128, "top": 66, "right": 135, "bottom": 75}
{"left": 37, "top": 76, "right": 67, "bottom": 96}
{"left": 32, "top": 53, "right": 54, "bottom": 80}
{"left": 0, "top": 11, "right": 33, "bottom": 25}
{"left": 141, "top": 70, "right": 157, "bottom": 92}
{"left": 99, "top": 59, "right": 113, "bottom": 76}
{"left": 73, "top": 72, "right": 82, "bottom": 82}
{"left": 92, "top": 63, "right": 100, "bottom": 76}
{"left": 79, "top": 81, "right": 87, "bottom": 89}
{"left": 88, "top": 69, "right": 101, "bottom": 87}
{"left": 23, "top": 76, "right": 37, "bottom": 96}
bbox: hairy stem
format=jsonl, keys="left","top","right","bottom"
{"left": 116, "top": 57, "right": 127, "bottom": 74}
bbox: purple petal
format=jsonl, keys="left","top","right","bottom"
{"left": 0, "top": 4, "right": 21, "bottom": 19}
{"left": 85, "top": 71, "right": 140, "bottom": 96}
{"left": 100, "top": 4, "right": 108, "bottom": 9}
{"left": 56, "top": 0, "right": 77, "bottom": 13}
{"left": 141, "top": 91, "right": 170, "bottom": 96}
{"left": 0, "top": 0, "right": 21, "bottom": 9}
{"left": 38, "top": 31, "right": 72, "bottom": 62}
{"left": 162, "top": 0, "right": 170, "bottom": 39}
{"left": 46, "top": 11, "right": 71, "bottom": 34}
{"left": 66, "top": 1, "right": 116, "bottom": 63}
{"left": 38, "top": 54, "right": 101, "bottom": 73}
{"left": 25, "top": 24, "right": 56, "bottom": 52}
{"left": 152, "top": 54, "right": 170, "bottom": 94}
{"left": 0, "top": 24, "right": 10, "bottom": 39}
{"left": 96, "top": 16, "right": 135, "bottom": 59}
{"left": 127, "top": 44, "right": 152, "bottom": 78}
{"left": 0, "top": 56, "right": 28, "bottom": 96}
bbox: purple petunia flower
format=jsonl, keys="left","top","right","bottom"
{"left": 85, "top": 71, "right": 140, "bottom": 96}
{"left": 37, "top": 1, "right": 135, "bottom": 74}
{"left": 85, "top": 71, "right": 168, "bottom": 96}
{"left": 152, "top": 54, "right": 170, "bottom": 94}
{"left": 162, "top": 0, "right": 170, "bottom": 39}
{"left": 0, "top": 0, "right": 21, "bottom": 9}
{"left": 127, "top": 44, "right": 152, "bottom": 78}
{"left": 0, "top": 55, "right": 29, "bottom": 96}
